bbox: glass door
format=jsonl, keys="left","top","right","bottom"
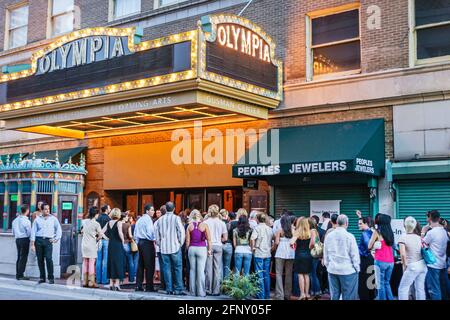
{"left": 187, "top": 192, "right": 204, "bottom": 211}
{"left": 207, "top": 191, "right": 222, "bottom": 209}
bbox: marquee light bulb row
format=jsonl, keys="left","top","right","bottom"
{"left": 0, "top": 70, "right": 197, "bottom": 112}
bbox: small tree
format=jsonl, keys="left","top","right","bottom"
{"left": 221, "top": 272, "right": 261, "bottom": 300}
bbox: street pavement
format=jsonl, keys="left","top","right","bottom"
{"left": 0, "top": 275, "right": 230, "bottom": 300}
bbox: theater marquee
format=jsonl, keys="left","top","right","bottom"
{"left": 0, "top": 15, "right": 282, "bottom": 139}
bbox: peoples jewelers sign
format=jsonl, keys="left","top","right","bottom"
{"left": 234, "top": 160, "right": 351, "bottom": 177}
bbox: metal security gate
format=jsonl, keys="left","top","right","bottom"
{"left": 274, "top": 184, "right": 370, "bottom": 238}
{"left": 397, "top": 179, "right": 450, "bottom": 227}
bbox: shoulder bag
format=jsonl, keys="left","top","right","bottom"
{"left": 310, "top": 231, "right": 323, "bottom": 258}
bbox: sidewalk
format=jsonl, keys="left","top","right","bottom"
{"left": 0, "top": 275, "right": 230, "bottom": 300}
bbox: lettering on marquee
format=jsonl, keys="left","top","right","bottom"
{"left": 216, "top": 24, "right": 271, "bottom": 63}
{"left": 37, "top": 35, "right": 129, "bottom": 75}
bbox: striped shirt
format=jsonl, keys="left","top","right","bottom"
{"left": 155, "top": 212, "right": 185, "bottom": 255}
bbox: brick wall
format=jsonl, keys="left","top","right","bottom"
{"left": 0, "top": 0, "right": 411, "bottom": 78}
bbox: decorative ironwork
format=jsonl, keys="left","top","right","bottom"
{"left": 0, "top": 154, "right": 86, "bottom": 174}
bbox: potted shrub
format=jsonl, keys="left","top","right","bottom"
{"left": 221, "top": 272, "right": 261, "bottom": 300}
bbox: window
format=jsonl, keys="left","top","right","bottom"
{"left": 6, "top": 5, "right": 29, "bottom": 49}
{"left": 307, "top": 6, "right": 361, "bottom": 80}
{"left": 50, "top": 0, "right": 74, "bottom": 37}
{"left": 157, "top": 0, "right": 186, "bottom": 8}
{"left": 112, "top": 0, "right": 141, "bottom": 20}
{"left": 412, "top": 0, "right": 450, "bottom": 64}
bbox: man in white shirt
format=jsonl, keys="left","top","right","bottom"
{"left": 134, "top": 204, "right": 156, "bottom": 292}
{"left": 12, "top": 204, "right": 31, "bottom": 280}
{"left": 323, "top": 214, "right": 360, "bottom": 300}
{"left": 423, "top": 210, "right": 449, "bottom": 300}
{"left": 203, "top": 204, "right": 227, "bottom": 295}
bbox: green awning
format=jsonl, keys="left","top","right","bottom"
{"left": 25, "top": 147, "right": 86, "bottom": 163}
{"left": 232, "top": 119, "right": 385, "bottom": 178}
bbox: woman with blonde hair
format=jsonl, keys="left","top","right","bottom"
{"left": 102, "top": 208, "right": 125, "bottom": 291}
{"left": 236, "top": 208, "right": 248, "bottom": 218}
{"left": 398, "top": 216, "right": 427, "bottom": 300}
{"left": 185, "top": 209, "right": 212, "bottom": 296}
{"left": 290, "top": 217, "right": 317, "bottom": 300}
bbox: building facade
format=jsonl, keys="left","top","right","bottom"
{"left": 0, "top": 0, "right": 449, "bottom": 277}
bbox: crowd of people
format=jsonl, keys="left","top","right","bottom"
{"left": 11, "top": 200, "right": 450, "bottom": 300}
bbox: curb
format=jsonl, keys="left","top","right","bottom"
{"left": 0, "top": 277, "right": 230, "bottom": 300}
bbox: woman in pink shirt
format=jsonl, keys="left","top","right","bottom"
{"left": 369, "top": 213, "right": 395, "bottom": 300}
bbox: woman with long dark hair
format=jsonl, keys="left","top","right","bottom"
{"left": 273, "top": 215, "right": 295, "bottom": 300}
{"left": 369, "top": 213, "right": 395, "bottom": 300}
{"left": 233, "top": 215, "right": 252, "bottom": 276}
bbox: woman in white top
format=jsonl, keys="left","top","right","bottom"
{"left": 273, "top": 215, "right": 296, "bottom": 300}
{"left": 398, "top": 216, "right": 428, "bottom": 300}
{"left": 81, "top": 206, "right": 103, "bottom": 288}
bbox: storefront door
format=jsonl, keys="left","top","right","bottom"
{"left": 8, "top": 194, "right": 18, "bottom": 229}
{"left": 58, "top": 195, "right": 78, "bottom": 276}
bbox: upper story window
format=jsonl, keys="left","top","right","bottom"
{"left": 412, "top": 0, "right": 450, "bottom": 64}
{"left": 50, "top": 0, "right": 74, "bottom": 37}
{"left": 6, "top": 4, "right": 29, "bottom": 49}
{"left": 307, "top": 6, "right": 361, "bottom": 81}
{"left": 112, "top": 0, "right": 141, "bottom": 20}
{"left": 157, "top": 0, "right": 187, "bottom": 8}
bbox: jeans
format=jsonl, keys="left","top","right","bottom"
{"left": 275, "top": 258, "right": 294, "bottom": 300}
{"left": 328, "top": 272, "right": 359, "bottom": 300}
{"left": 310, "top": 258, "right": 321, "bottom": 294}
{"left": 205, "top": 245, "right": 223, "bottom": 295}
{"left": 222, "top": 242, "right": 233, "bottom": 279}
{"left": 15, "top": 238, "right": 30, "bottom": 279}
{"left": 374, "top": 260, "right": 394, "bottom": 300}
{"left": 161, "top": 249, "right": 184, "bottom": 294}
{"left": 96, "top": 239, "right": 109, "bottom": 284}
{"left": 234, "top": 252, "right": 252, "bottom": 276}
{"left": 398, "top": 260, "right": 427, "bottom": 300}
{"left": 292, "top": 272, "right": 300, "bottom": 296}
{"left": 123, "top": 243, "right": 138, "bottom": 282}
{"left": 188, "top": 246, "right": 208, "bottom": 296}
{"left": 426, "top": 267, "right": 448, "bottom": 300}
{"left": 254, "top": 257, "right": 271, "bottom": 299}
{"left": 35, "top": 237, "right": 54, "bottom": 281}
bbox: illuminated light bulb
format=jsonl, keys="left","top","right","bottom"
{"left": 154, "top": 77, "right": 161, "bottom": 84}
{"left": 3, "top": 104, "right": 11, "bottom": 111}
{"left": 14, "top": 102, "right": 21, "bottom": 109}
{"left": 124, "top": 82, "right": 133, "bottom": 89}
{"left": 46, "top": 96, "right": 54, "bottom": 103}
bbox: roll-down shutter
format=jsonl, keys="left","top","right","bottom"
{"left": 275, "top": 184, "right": 370, "bottom": 238}
{"left": 397, "top": 179, "right": 450, "bottom": 227}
